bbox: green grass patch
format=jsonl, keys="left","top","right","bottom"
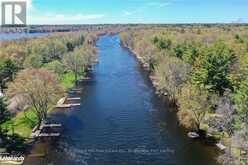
{"left": 2, "top": 106, "right": 55, "bottom": 139}
{"left": 2, "top": 109, "right": 38, "bottom": 138}
{"left": 200, "top": 123, "right": 209, "bottom": 131}
{"left": 60, "top": 72, "right": 75, "bottom": 90}
{"left": 232, "top": 147, "right": 242, "bottom": 157}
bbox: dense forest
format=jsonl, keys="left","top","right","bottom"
{"left": 120, "top": 25, "right": 248, "bottom": 165}
{"left": 0, "top": 31, "right": 98, "bottom": 152}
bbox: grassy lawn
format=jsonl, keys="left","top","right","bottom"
{"left": 2, "top": 105, "right": 60, "bottom": 139}
{"left": 60, "top": 72, "right": 76, "bottom": 90}
{"left": 1, "top": 72, "right": 76, "bottom": 139}
{"left": 2, "top": 109, "right": 37, "bottom": 138}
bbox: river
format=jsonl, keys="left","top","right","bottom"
{"left": 24, "top": 35, "right": 218, "bottom": 165}
{"left": 0, "top": 33, "right": 50, "bottom": 41}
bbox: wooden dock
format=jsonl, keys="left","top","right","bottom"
{"left": 38, "top": 133, "right": 60, "bottom": 137}
{"left": 56, "top": 103, "right": 80, "bottom": 108}
{"left": 70, "top": 88, "right": 82, "bottom": 92}
{"left": 31, "top": 122, "right": 62, "bottom": 138}
{"left": 31, "top": 130, "right": 61, "bottom": 138}
{"left": 81, "top": 77, "right": 91, "bottom": 80}
{"left": 68, "top": 88, "right": 82, "bottom": 94}
{"left": 31, "top": 132, "right": 60, "bottom": 138}
{"left": 67, "top": 97, "right": 80, "bottom": 101}
{"left": 40, "top": 123, "right": 62, "bottom": 129}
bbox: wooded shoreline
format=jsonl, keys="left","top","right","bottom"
{"left": 0, "top": 30, "right": 100, "bottom": 157}
{"left": 119, "top": 25, "right": 248, "bottom": 164}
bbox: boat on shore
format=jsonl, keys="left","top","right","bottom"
{"left": 187, "top": 132, "right": 200, "bottom": 139}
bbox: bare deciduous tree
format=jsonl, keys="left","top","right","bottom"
{"left": 7, "top": 68, "right": 63, "bottom": 129}
{"left": 216, "top": 96, "right": 235, "bottom": 135}
{"left": 177, "top": 83, "right": 210, "bottom": 131}
{"left": 155, "top": 56, "right": 190, "bottom": 102}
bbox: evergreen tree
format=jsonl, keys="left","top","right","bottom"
{"left": 0, "top": 97, "right": 10, "bottom": 135}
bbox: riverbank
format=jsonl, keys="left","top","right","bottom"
{"left": 0, "top": 31, "right": 99, "bottom": 158}
{"left": 119, "top": 26, "right": 248, "bottom": 164}
{"left": 119, "top": 34, "right": 223, "bottom": 142}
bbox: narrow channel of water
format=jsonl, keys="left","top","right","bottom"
{"left": 24, "top": 35, "right": 218, "bottom": 165}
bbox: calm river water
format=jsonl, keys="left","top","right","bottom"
{"left": 24, "top": 35, "right": 218, "bottom": 165}
{"left": 0, "top": 33, "right": 50, "bottom": 41}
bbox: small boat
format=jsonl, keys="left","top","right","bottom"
{"left": 187, "top": 132, "right": 200, "bottom": 139}
{"left": 163, "top": 92, "right": 168, "bottom": 96}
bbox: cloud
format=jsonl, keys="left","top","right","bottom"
{"left": 123, "top": 11, "right": 132, "bottom": 16}
{"left": 122, "top": 0, "right": 171, "bottom": 16}
{"left": 231, "top": 18, "right": 248, "bottom": 24}
{"left": 146, "top": 2, "right": 170, "bottom": 8}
